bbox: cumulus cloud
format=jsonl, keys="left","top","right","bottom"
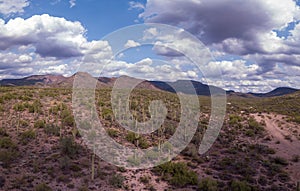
{"left": 0, "top": 14, "right": 115, "bottom": 80}
{"left": 124, "top": 40, "right": 141, "bottom": 49}
{"left": 101, "top": 57, "right": 200, "bottom": 82}
{"left": 0, "top": 0, "right": 30, "bottom": 15}
{"left": 69, "top": 0, "right": 76, "bottom": 8}
{"left": 138, "top": 0, "right": 300, "bottom": 92}
{"left": 0, "top": 14, "right": 86, "bottom": 58}
{"left": 129, "top": 1, "right": 145, "bottom": 10}
{"left": 141, "top": 0, "right": 299, "bottom": 44}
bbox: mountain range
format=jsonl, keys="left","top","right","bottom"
{"left": 0, "top": 73, "right": 299, "bottom": 98}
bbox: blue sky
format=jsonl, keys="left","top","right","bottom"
{"left": 0, "top": 0, "right": 300, "bottom": 93}
{"left": 19, "top": 0, "right": 146, "bottom": 40}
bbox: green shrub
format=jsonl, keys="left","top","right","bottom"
{"left": 0, "top": 128, "right": 8, "bottom": 137}
{"left": 59, "top": 156, "right": 71, "bottom": 170}
{"left": 272, "top": 156, "right": 288, "bottom": 166}
{"left": 61, "top": 109, "right": 74, "bottom": 126}
{"left": 13, "top": 103, "right": 25, "bottom": 111}
{"left": 153, "top": 162, "right": 198, "bottom": 187}
{"left": 145, "top": 150, "right": 159, "bottom": 161}
{"left": 230, "top": 180, "right": 252, "bottom": 191}
{"left": 127, "top": 155, "right": 141, "bottom": 166}
{"left": 140, "top": 176, "right": 150, "bottom": 184}
{"left": 126, "top": 132, "right": 136, "bottom": 143}
{"left": 229, "top": 115, "right": 242, "bottom": 126}
{"left": 20, "top": 129, "right": 36, "bottom": 144}
{"left": 19, "top": 120, "right": 29, "bottom": 128}
{"left": 59, "top": 136, "right": 78, "bottom": 157}
{"left": 34, "top": 120, "right": 45, "bottom": 128}
{"left": 293, "top": 116, "right": 300, "bottom": 124}
{"left": 28, "top": 100, "right": 42, "bottom": 114}
{"left": 0, "top": 137, "right": 17, "bottom": 149}
{"left": 34, "top": 183, "right": 52, "bottom": 191}
{"left": 78, "top": 120, "right": 92, "bottom": 130}
{"left": 291, "top": 155, "right": 299, "bottom": 162}
{"left": 126, "top": 132, "right": 149, "bottom": 149}
{"left": 109, "top": 174, "right": 124, "bottom": 188}
{"left": 138, "top": 137, "right": 149, "bottom": 149}
{"left": 44, "top": 124, "right": 60, "bottom": 136}
{"left": 107, "top": 128, "right": 118, "bottom": 137}
{"left": 0, "top": 149, "right": 19, "bottom": 167}
{"left": 198, "top": 177, "right": 218, "bottom": 191}
{"left": 182, "top": 144, "right": 198, "bottom": 158}
{"left": 248, "top": 117, "right": 264, "bottom": 134}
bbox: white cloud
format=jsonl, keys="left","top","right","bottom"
{"left": 0, "top": 14, "right": 86, "bottom": 58}
{"left": 138, "top": 0, "right": 300, "bottom": 92}
{"left": 0, "top": 15, "right": 114, "bottom": 80}
{"left": 141, "top": 0, "right": 299, "bottom": 44}
{"left": 69, "top": 0, "right": 76, "bottom": 8}
{"left": 124, "top": 40, "right": 141, "bottom": 49}
{"left": 0, "top": 0, "right": 29, "bottom": 15}
{"left": 129, "top": 1, "right": 145, "bottom": 10}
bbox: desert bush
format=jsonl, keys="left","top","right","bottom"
{"left": 140, "top": 176, "right": 150, "bottom": 184}
{"left": 19, "top": 120, "right": 29, "bottom": 128}
{"left": 109, "top": 174, "right": 124, "bottom": 188}
{"left": 229, "top": 115, "right": 243, "bottom": 126}
{"left": 153, "top": 162, "right": 198, "bottom": 187}
{"left": 0, "top": 128, "right": 8, "bottom": 137}
{"left": 245, "top": 117, "right": 264, "bottom": 137}
{"left": 198, "top": 177, "right": 218, "bottom": 191}
{"left": 293, "top": 116, "right": 300, "bottom": 124}
{"left": 291, "top": 155, "right": 299, "bottom": 162}
{"left": 28, "top": 100, "right": 42, "bottom": 114}
{"left": 145, "top": 150, "right": 159, "bottom": 161}
{"left": 0, "top": 137, "right": 17, "bottom": 149}
{"left": 182, "top": 144, "right": 198, "bottom": 158}
{"left": 126, "top": 132, "right": 136, "bottom": 143}
{"left": 78, "top": 120, "right": 92, "bottom": 130}
{"left": 59, "top": 156, "right": 71, "bottom": 170}
{"left": 249, "top": 144, "right": 276, "bottom": 155}
{"left": 127, "top": 155, "right": 141, "bottom": 166}
{"left": 258, "top": 176, "right": 268, "bottom": 186}
{"left": 278, "top": 172, "right": 290, "bottom": 182}
{"left": 248, "top": 118, "right": 264, "bottom": 132}
{"left": 107, "top": 128, "right": 118, "bottom": 137}
{"left": 61, "top": 109, "right": 74, "bottom": 126}
{"left": 44, "top": 124, "right": 60, "bottom": 136}
{"left": 34, "top": 183, "right": 52, "bottom": 191}
{"left": 59, "top": 136, "right": 79, "bottom": 157}
{"left": 272, "top": 156, "right": 289, "bottom": 166}
{"left": 13, "top": 102, "right": 25, "bottom": 111}
{"left": 262, "top": 160, "right": 283, "bottom": 176}
{"left": 0, "top": 149, "right": 19, "bottom": 167}
{"left": 126, "top": 132, "right": 149, "bottom": 149}
{"left": 34, "top": 120, "right": 45, "bottom": 129}
{"left": 20, "top": 129, "right": 36, "bottom": 144}
{"left": 102, "top": 108, "right": 113, "bottom": 120}
{"left": 230, "top": 180, "right": 252, "bottom": 191}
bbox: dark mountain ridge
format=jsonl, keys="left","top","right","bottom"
{"left": 0, "top": 73, "right": 298, "bottom": 97}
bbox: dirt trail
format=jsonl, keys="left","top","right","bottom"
{"left": 252, "top": 113, "right": 300, "bottom": 182}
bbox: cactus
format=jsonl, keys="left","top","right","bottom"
{"left": 91, "top": 147, "right": 95, "bottom": 181}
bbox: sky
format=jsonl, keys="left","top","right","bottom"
{"left": 0, "top": 0, "right": 300, "bottom": 93}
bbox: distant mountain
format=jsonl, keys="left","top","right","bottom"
{"left": 149, "top": 80, "right": 225, "bottom": 96}
{"left": 0, "top": 74, "right": 66, "bottom": 86}
{"left": 249, "top": 87, "right": 299, "bottom": 97}
{"left": 0, "top": 74, "right": 298, "bottom": 97}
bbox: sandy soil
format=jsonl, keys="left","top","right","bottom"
{"left": 252, "top": 113, "right": 300, "bottom": 182}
